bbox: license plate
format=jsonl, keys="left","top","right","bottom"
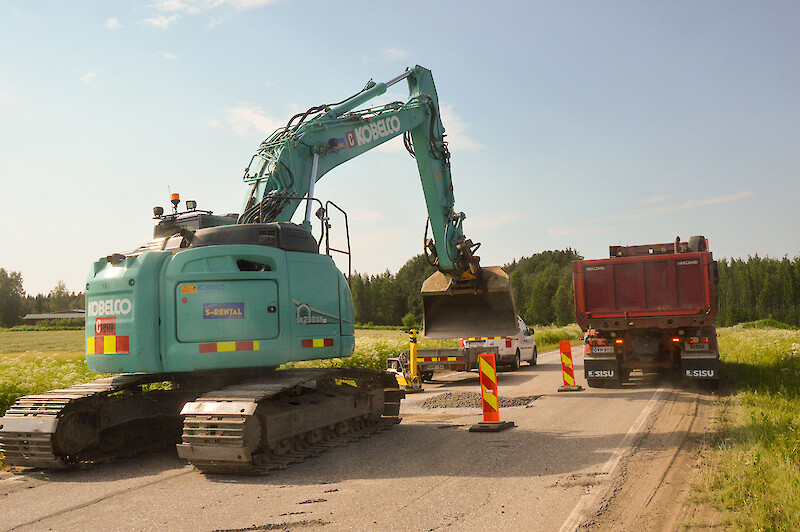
{"left": 587, "top": 370, "right": 615, "bottom": 378}
{"left": 687, "top": 343, "right": 709, "bottom": 351}
{"left": 685, "top": 369, "right": 715, "bottom": 378}
{"left": 427, "top": 364, "right": 446, "bottom": 370}
{"left": 466, "top": 341, "right": 484, "bottom": 347}
{"left": 591, "top": 346, "right": 614, "bottom": 354}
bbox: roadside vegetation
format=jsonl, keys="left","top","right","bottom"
{"left": 285, "top": 330, "right": 458, "bottom": 371}
{"left": 697, "top": 321, "right": 800, "bottom": 530}
{"left": 532, "top": 323, "right": 582, "bottom": 352}
{"left": 0, "top": 330, "right": 90, "bottom": 416}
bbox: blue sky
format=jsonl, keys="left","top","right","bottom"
{"left": 1, "top": 1, "right": 798, "bottom": 296}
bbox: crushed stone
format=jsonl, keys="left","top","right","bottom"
{"left": 420, "top": 392, "right": 541, "bottom": 409}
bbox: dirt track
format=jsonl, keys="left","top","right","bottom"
{"left": 0, "top": 346, "right": 718, "bottom": 531}
{"left": 579, "top": 383, "right": 721, "bottom": 531}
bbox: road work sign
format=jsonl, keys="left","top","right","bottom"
{"left": 470, "top": 352, "right": 514, "bottom": 432}
{"left": 558, "top": 340, "right": 583, "bottom": 392}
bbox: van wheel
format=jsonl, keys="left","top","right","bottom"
{"left": 531, "top": 347, "right": 538, "bottom": 366}
{"left": 510, "top": 351, "right": 520, "bottom": 371}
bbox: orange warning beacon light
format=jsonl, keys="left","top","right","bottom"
{"left": 171, "top": 192, "right": 181, "bottom": 213}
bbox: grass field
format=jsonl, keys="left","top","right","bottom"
{"left": 695, "top": 324, "right": 800, "bottom": 530}
{"left": 0, "top": 330, "right": 94, "bottom": 419}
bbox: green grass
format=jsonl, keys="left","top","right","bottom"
{"left": 533, "top": 323, "right": 583, "bottom": 352}
{"left": 285, "top": 329, "right": 458, "bottom": 370}
{"left": 696, "top": 325, "right": 800, "bottom": 530}
{"left": 0, "top": 329, "right": 85, "bottom": 357}
{"left": 0, "top": 330, "right": 97, "bottom": 418}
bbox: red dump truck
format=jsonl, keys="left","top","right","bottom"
{"left": 572, "top": 236, "right": 719, "bottom": 387}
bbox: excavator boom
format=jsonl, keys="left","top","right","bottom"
{"left": 239, "top": 65, "right": 517, "bottom": 338}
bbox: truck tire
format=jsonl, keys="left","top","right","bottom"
{"left": 530, "top": 347, "right": 538, "bottom": 366}
{"left": 688, "top": 235, "right": 707, "bottom": 252}
{"left": 419, "top": 371, "right": 434, "bottom": 382}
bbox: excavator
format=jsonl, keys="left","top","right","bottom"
{"left": 0, "top": 65, "right": 517, "bottom": 474}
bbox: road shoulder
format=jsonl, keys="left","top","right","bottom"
{"left": 580, "top": 385, "right": 724, "bottom": 531}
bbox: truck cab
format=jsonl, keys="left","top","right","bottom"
{"left": 460, "top": 316, "right": 537, "bottom": 371}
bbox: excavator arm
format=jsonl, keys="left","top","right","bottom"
{"left": 238, "top": 65, "right": 516, "bottom": 338}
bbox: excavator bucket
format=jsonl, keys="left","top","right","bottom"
{"left": 421, "top": 266, "right": 518, "bottom": 339}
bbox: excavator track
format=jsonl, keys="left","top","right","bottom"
{"left": 0, "top": 373, "right": 200, "bottom": 469}
{"left": 177, "top": 368, "right": 404, "bottom": 475}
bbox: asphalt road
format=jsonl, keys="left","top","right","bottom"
{"left": 0, "top": 345, "right": 706, "bottom": 531}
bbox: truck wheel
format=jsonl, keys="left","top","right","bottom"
{"left": 688, "top": 235, "right": 707, "bottom": 252}
{"left": 420, "top": 371, "right": 434, "bottom": 382}
{"left": 530, "top": 347, "right": 538, "bottom": 366}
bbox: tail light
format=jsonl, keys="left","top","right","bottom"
{"left": 672, "top": 337, "right": 681, "bottom": 343}
{"left": 588, "top": 338, "right": 608, "bottom": 347}
{"left": 460, "top": 338, "right": 465, "bottom": 348}
{"left": 506, "top": 338, "right": 512, "bottom": 348}
{"left": 615, "top": 339, "right": 624, "bottom": 344}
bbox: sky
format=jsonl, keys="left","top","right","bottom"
{"left": 1, "top": 1, "right": 798, "bottom": 296}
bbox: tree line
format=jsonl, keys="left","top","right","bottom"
{"left": 346, "top": 251, "right": 800, "bottom": 329}
{"left": 716, "top": 256, "right": 800, "bottom": 326}
{"left": 2, "top": 253, "right": 800, "bottom": 328}
{"left": 0, "top": 270, "right": 83, "bottom": 327}
{"left": 350, "top": 249, "right": 582, "bottom": 328}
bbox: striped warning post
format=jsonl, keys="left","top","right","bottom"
{"left": 469, "top": 353, "right": 515, "bottom": 432}
{"left": 558, "top": 340, "right": 583, "bottom": 392}
{"left": 479, "top": 352, "right": 500, "bottom": 422}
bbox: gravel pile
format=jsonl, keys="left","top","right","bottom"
{"left": 420, "top": 392, "right": 541, "bottom": 409}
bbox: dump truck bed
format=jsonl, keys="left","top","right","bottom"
{"left": 572, "top": 251, "right": 717, "bottom": 331}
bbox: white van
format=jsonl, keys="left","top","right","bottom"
{"left": 460, "top": 316, "right": 537, "bottom": 371}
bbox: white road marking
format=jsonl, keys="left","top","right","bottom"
{"left": 558, "top": 384, "right": 669, "bottom": 532}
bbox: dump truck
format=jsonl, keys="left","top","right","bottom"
{"left": 572, "top": 236, "right": 719, "bottom": 388}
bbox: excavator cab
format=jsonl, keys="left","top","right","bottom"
{"left": 421, "top": 266, "right": 518, "bottom": 339}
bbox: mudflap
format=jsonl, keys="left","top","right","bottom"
{"left": 681, "top": 354, "right": 719, "bottom": 380}
{"left": 421, "top": 266, "right": 517, "bottom": 339}
{"left": 584, "top": 357, "right": 619, "bottom": 383}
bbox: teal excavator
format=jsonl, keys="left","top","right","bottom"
{"left": 0, "top": 66, "right": 517, "bottom": 474}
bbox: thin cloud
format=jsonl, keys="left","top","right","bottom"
{"left": 158, "top": 51, "right": 179, "bottom": 60}
{"left": 360, "top": 49, "right": 410, "bottom": 63}
{"left": 352, "top": 210, "right": 384, "bottom": 222}
{"left": 642, "top": 194, "right": 670, "bottom": 205}
{"left": 81, "top": 70, "right": 98, "bottom": 84}
{"left": 149, "top": 0, "right": 278, "bottom": 16}
{"left": 105, "top": 17, "right": 122, "bottom": 30}
{"left": 142, "top": 14, "right": 179, "bottom": 29}
{"left": 439, "top": 104, "right": 485, "bottom": 152}
{"left": 226, "top": 104, "right": 285, "bottom": 137}
{"left": 468, "top": 212, "right": 530, "bottom": 231}
{"left": 611, "top": 191, "right": 756, "bottom": 221}
{"left": 382, "top": 48, "right": 409, "bottom": 62}
{"left": 549, "top": 223, "right": 610, "bottom": 238}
